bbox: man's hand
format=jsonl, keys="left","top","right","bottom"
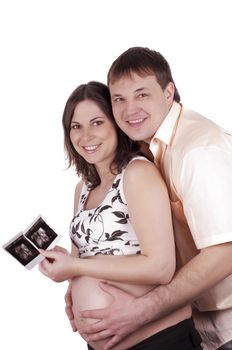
{"left": 65, "top": 283, "right": 77, "bottom": 332}
{"left": 78, "top": 282, "right": 143, "bottom": 350}
{"left": 77, "top": 243, "right": 232, "bottom": 349}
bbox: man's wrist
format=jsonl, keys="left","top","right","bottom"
{"left": 134, "top": 294, "right": 155, "bottom": 326}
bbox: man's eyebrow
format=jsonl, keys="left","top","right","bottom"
{"left": 134, "top": 87, "right": 147, "bottom": 93}
{"left": 111, "top": 93, "right": 123, "bottom": 98}
{"left": 89, "top": 116, "right": 104, "bottom": 122}
{"left": 111, "top": 87, "right": 147, "bottom": 97}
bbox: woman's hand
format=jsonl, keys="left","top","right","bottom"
{"left": 39, "top": 249, "right": 78, "bottom": 282}
{"left": 65, "top": 282, "right": 77, "bottom": 332}
{"left": 51, "top": 245, "right": 69, "bottom": 254}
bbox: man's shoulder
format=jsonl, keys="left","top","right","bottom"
{"left": 181, "top": 106, "right": 220, "bottom": 131}
{"left": 174, "top": 107, "right": 225, "bottom": 150}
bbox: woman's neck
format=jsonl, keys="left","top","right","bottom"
{"left": 95, "top": 164, "right": 117, "bottom": 187}
{"left": 84, "top": 167, "right": 117, "bottom": 210}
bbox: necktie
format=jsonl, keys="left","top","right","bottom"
{"left": 138, "top": 141, "right": 154, "bottom": 162}
{"left": 150, "top": 138, "right": 164, "bottom": 168}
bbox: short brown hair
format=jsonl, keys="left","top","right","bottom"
{"left": 107, "top": 47, "right": 180, "bottom": 102}
{"left": 62, "top": 81, "right": 139, "bottom": 188}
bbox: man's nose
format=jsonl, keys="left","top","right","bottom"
{"left": 125, "top": 100, "right": 140, "bottom": 116}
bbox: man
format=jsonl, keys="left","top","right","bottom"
{"left": 66, "top": 47, "right": 232, "bottom": 350}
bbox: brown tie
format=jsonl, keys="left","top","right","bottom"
{"left": 151, "top": 138, "right": 164, "bottom": 168}
{"left": 138, "top": 141, "right": 154, "bottom": 162}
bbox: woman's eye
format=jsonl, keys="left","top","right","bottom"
{"left": 92, "top": 120, "right": 103, "bottom": 126}
{"left": 71, "top": 124, "right": 80, "bottom": 129}
{"left": 114, "top": 97, "right": 123, "bottom": 103}
{"left": 138, "top": 93, "right": 147, "bottom": 98}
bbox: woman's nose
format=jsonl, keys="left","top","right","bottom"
{"left": 80, "top": 127, "right": 94, "bottom": 141}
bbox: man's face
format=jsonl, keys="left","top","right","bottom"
{"left": 109, "top": 72, "right": 174, "bottom": 143}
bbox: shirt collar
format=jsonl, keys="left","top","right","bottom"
{"left": 149, "top": 101, "right": 181, "bottom": 151}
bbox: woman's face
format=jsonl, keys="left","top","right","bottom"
{"left": 70, "top": 99, "right": 118, "bottom": 168}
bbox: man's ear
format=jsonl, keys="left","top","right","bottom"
{"left": 164, "top": 82, "right": 175, "bottom": 106}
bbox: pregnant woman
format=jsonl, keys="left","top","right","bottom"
{"left": 39, "top": 81, "right": 201, "bottom": 350}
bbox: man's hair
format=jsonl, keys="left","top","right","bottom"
{"left": 62, "top": 81, "right": 139, "bottom": 189}
{"left": 107, "top": 47, "right": 180, "bottom": 102}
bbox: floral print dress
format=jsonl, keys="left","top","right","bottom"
{"left": 69, "top": 158, "right": 146, "bottom": 258}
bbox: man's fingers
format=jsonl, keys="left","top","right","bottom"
{"left": 99, "top": 281, "right": 125, "bottom": 297}
{"left": 78, "top": 319, "right": 107, "bottom": 335}
{"left": 80, "top": 307, "right": 106, "bottom": 321}
{"left": 104, "top": 335, "right": 123, "bottom": 350}
{"left": 84, "top": 329, "right": 112, "bottom": 342}
{"left": 99, "top": 281, "right": 135, "bottom": 302}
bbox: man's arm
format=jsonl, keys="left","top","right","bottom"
{"left": 78, "top": 241, "right": 232, "bottom": 349}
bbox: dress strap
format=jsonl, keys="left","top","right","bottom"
{"left": 77, "top": 182, "right": 89, "bottom": 212}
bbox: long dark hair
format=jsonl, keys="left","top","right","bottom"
{"left": 62, "top": 81, "right": 139, "bottom": 189}
{"left": 107, "top": 46, "right": 180, "bottom": 102}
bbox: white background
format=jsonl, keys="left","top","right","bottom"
{"left": 1, "top": 1, "right": 232, "bottom": 349}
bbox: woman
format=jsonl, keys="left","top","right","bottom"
{"left": 39, "top": 81, "right": 201, "bottom": 350}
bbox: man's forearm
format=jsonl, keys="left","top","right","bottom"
{"left": 77, "top": 242, "right": 232, "bottom": 350}
{"left": 138, "top": 242, "right": 232, "bottom": 324}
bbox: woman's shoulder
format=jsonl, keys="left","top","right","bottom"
{"left": 73, "top": 180, "right": 85, "bottom": 213}
{"left": 74, "top": 180, "right": 85, "bottom": 198}
{"left": 122, "top": 157, "right": 168, "bottom": 206}
{"left": 123, "top": 156, "right": 165, "bottom": 194}
{"left": 125, "top": 156, "right": 160, "bottom": 178}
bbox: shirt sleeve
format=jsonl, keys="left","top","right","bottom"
{"left": 179, "top": 146, "right": 232, "bottom": 249}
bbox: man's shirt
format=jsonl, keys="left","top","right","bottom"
{"left": 149, "top": 101, "right": 232, "bottom": 349}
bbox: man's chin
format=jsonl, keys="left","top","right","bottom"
{"left": 129, "top": 133, "right": 152, "bottom": 143}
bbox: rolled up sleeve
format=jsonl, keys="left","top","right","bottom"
{"left": 180, "top": 146, "right": 232, "bottom": 249}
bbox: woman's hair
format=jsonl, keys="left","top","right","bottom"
{"left": 62, "top": 81, "right": 140, "bottom": 189}
{"left": 107, "top": 46, "right": 180, "bottom": 102}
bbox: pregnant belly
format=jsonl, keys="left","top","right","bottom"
{"left": 71, "top": 275, "right": 155, "bottom": 350}
{"left": 71, "top": 272, "right": 191, "bottom": 350}
{"left": 71, "top": 275, "right": 153, "bottom": 324}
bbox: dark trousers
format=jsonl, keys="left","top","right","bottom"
{"left": 87, "top": 318, "right": 202, "bottom": 350}
{"left": 218, "top": 340, "right": 232, "bottom": 350}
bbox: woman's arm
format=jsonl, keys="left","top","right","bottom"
{"left": 39, "top": 179, "right": 82, "bottom": 283}
{"left": 63, "top": 180, "right": 83, "bottom": 332}
{"left": 40, "top": 160, "right": 175, "bottom": 285}
{"left": 72, "top": 159, "right": 175, "bottom": 284}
